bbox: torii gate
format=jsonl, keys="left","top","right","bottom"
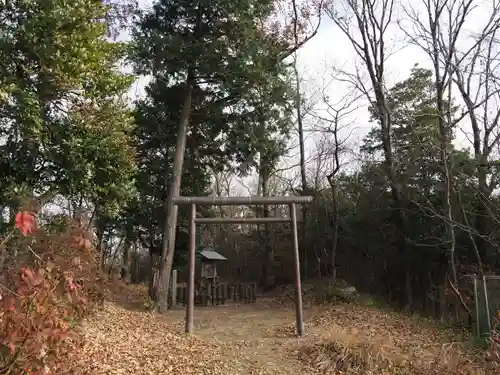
{"left": 173, "top": 195, "right": 313, "bottom": 337}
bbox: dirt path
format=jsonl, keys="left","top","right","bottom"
{"left": 166, "top": 299, "right": 315, "bottom": 374}
{"left": 77, "top": 299, "right": 316, "bottom": 375}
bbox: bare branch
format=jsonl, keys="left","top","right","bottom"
{"left": 280, "top": 0, "right": 325, "bottom": 60}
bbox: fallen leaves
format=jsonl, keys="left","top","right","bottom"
{"left": 73, "top": 285, "right": 316, "bottom": 375}
{"left": 69, "top": 283, "right": 494, "bottom": 375}
{"left": 76, "top": 302, "right": 229, "bottom": 374}
{"left": 300, "top": 303, "right": 489, "bottom": 374}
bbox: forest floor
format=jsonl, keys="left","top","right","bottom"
{"left": 75, "top": 284, "right": 495, "bottom": 375}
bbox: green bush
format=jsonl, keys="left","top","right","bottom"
{"left": 315, "top": 279, "right": 359, "bottom": 304}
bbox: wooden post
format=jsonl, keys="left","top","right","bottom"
{"left": 216, "top": 284, "right": 221, "bottom": 305}
{"left": 473, "top": 276, "right": 480, "bottom": 337}
{"left": 200, "top": 287, "right": 205, "bottom": 306}
{"left": 171, "top": 269, "right": 177, "bottom": 308}
{"left": 223, "top": 284, "right": 227, "bottom": 303}
{"left": 174, "top": 195, "right": 312, "bottom": 335}
{"left": 482, "top": 275, "right": 492, "bottom": 333}
{"left": 204, "top": 286, "right": 209, "bottom": 306}
{"left": 185, "top": 204, "right": 196, "bottom": 333}
{"left": 290, "top": 202, "right": 305, "bottom": 337}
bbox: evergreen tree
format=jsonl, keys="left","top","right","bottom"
{"left": 0, "top": 0, "right": 136, "bottom": 225}
{"left": 130, "top": 0, "right": 293, "bottom": 309}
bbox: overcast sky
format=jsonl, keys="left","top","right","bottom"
{"left": 127, "top": 0, "right": 495, "bottom": 194}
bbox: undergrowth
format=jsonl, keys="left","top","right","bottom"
{"left": 300, "top": 287, "right": 500, "bottom": 375}
{"left": 315, "top": 279, "right": 359, "bottom": 304}
{"left": 0, "top": 211, "right": 103, "bottom": 374}
{"left": 486, "top": 313, "right": 500, "bottom": 368}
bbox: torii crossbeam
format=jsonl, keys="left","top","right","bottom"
{"left": 173, "top": 195, "right": 313, "bottom": 337}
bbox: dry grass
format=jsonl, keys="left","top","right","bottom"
{"left": 300, "top": 304, "right": 492, "bottom": 374}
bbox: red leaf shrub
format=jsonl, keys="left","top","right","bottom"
{"left": 15, "top": 211, "right": 37, "bottom": 236}
{"left": 0, "top": 214, "right": 103, "bottom": 374}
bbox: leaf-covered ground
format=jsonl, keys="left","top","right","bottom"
{"left": 75, "top": 285, "right": 494, "bottom": 375}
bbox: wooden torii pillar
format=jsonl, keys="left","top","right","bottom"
{"left": 173, "top": 195, "right": 313, "bottom": 337}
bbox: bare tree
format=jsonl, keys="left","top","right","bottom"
{"left": 324, "top": 0, "right": 414, "bottom": 308}
{"left": 210, "top": 170, "right": 249, "bottom": 279}
{"left": 307, "top": 82, "right": 359, "bottom": 279}
{"left": 325, "top": 93, "right": 358, "bottom": 280}
{"left": 452, "top": 4, "right": 500, "bottom": 267}
{"left": 287, "top": 0, "right": 324, "bottom": 279}
{"left": 400, "top": 0, "right": 459, "bottom": 287}
{"left": 400, "top": 0, "right": 500, "bottom": 284}
{"left": 289, "top": 0, "right": 323, "bottom": 196}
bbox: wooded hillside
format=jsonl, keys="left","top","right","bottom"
{"left": 1, "top": 0, "right": 500, "bottom": 373}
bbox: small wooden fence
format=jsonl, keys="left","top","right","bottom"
{"left": 169, "top": 282, "right": 257, "bottom": 307}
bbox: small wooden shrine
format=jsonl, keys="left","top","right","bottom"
{"left": 199, "top": 248, "right": 227, "bottom": 284}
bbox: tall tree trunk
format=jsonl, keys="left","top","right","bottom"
{"left": 324, "top": 0, "right": 411, "bottom": 307}
{"left": 259, "top": 154, "right": 274, "bottom": 289}
{"left": 292, "top": 49, "right": 309, "bottom": 281}
{"left": 429, "top": 19, "right": 458, "bottom": 288}
{"left": 452, "top": 26, "right": 500, "bottom": 269}
{"left": 378, "top": 98, "right": 411, "bottom": 309}
{"left": 148, "top": 233, "right": 158, "bottom": 300}
{"left": 475, "top": 162, "right": 491, "bottom": 264}
{"left": 96, "top": 220, "right": 106, "bottom": 272}
{"left": 155, "top": 76, "right": 194, "bottom": 312}
{"left": 327, "top": 177, "right": 339, "bottom": 281}
{"left": 214, "top": 173, "right": 224, "bottom": 246}
{"left": 121, "top": 238, "right": 132, "bottom": 283}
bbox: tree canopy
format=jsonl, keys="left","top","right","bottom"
{"left": 0, "top": 0, "right": 136, "bottom": 223}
